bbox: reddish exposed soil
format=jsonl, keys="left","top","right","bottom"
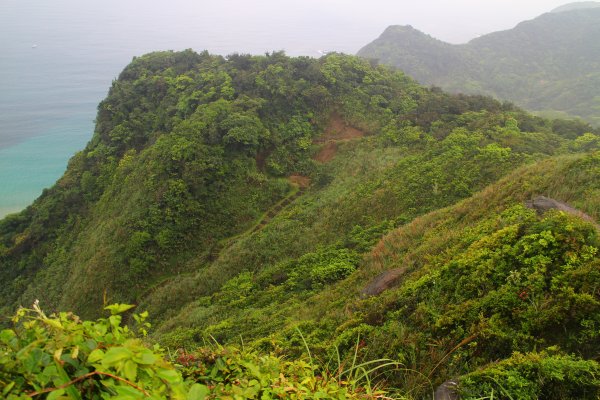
{"left": 313, "top": 114, "right": 366, "bottom": 163}
{"left": 315, "top": 113, "right": 366, "bottom": 143}
{"left": 313, "top": 141, "right": 338, "bottom": 163}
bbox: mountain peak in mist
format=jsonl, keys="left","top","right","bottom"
{"left": 358, "top": 8, "right": 600, "bottom": 124}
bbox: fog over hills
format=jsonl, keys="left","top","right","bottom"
{"left": 358, "top": 6, "right": 600, "bottom": 125}
{"left": 551, "top": 1, "right": 600, "bottom": 12}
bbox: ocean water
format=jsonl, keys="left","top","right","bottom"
{"left": 0, "top": 123, "right": 90, "bottom": 216}
{"left": 0, "top": 0, "right": 388, "bottom": 218}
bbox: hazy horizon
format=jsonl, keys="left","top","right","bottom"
{"left": 1, "top": 1, "right": 584, "bottom": 57}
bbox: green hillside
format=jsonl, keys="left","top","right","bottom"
{"left": 357, "top": 8, "right": 600, "bottom": 126}
{"left": 1, "top": 50, "right": 599, "bottom": 398}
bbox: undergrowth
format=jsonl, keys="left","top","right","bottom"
{"left": 0, "top": 303, "right": 408, "bottom": 399}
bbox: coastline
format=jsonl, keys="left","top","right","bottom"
{"left": 0, "top": 206, "right": 24, "bottom": 219}
{"left": 0, "top": 125, "right": 91, "bottom": 221}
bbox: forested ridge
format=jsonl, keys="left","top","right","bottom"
{"left": 358, "top": 7, "right": 600, "bottom": 125}
{"left": 0, "top": 50, "right": 599, "bottom": 399}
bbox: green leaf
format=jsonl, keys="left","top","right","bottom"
{"left": 187, "top": 383, "right": 210, "bottom": 400}
{"left": 47, "top": 388, "right": 66, "bottom": 400}
{"left": 0, "top": 329, "right": 16, "bottom": 344}
{"left": 112, "top": 384, "right": 146, "bottom": 399}
{"left": 2, "top": 381, "right": 15, "bottom": 395}
{"left": 104, "top": 304, "right": 136, "bottom": 315}
{"left": 132, "top": 349, "right": 156, "bottom": 365}
{"left": 43, "top": 319, "right": 64, "bottom": 330}
{"left": 54, "top": 360, "right": 82, "bottom": 400}
{"left": 40, "top": 364, "right": 59, "bottom": 386}
{"left": 102, "top": 347, "right": 133, "bottom": 367}
{"left": 123, "top": 360, "right": 138, "bottom": 382}
{"left": 156, "top": 368, "right": 181, "bottom": 384}
{"left": 88, "top": 348, "right": 105, "bottom": 363}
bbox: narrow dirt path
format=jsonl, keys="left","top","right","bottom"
{"left": 249, "top": 175, "right": 309, "bottom": 233}
{"left": 139, "top": 176, "right": 311, "bottom": 303}
{"left": 249, "top": 187, "right": 306, "bottom": 233}
{"left": 208, "top": 175, "right": 310, "bottom": 261}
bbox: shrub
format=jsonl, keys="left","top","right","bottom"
{"left": 459, "top": 351, "right": 600, "bottom": 400}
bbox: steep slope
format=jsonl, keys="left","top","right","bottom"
{"left": 358, "top": 8, "right": 600, "bottom": 125}
{"left": 157, "top": 151, "right": 599, "bottom": 398}
{"left": 334, "top": 153, "right": 600, "bottom": 398}
{"left": 0, "top": 50, "right": 486, "bottom": 319}
{"left": 0, "top": 50, "right": 599, "bottom": 398}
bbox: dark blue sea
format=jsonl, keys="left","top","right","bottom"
{"left": 0, "top": 0, "right": 381, "bottom": 217}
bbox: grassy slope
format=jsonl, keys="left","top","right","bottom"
{"left": 156, "top": 150, "right": 599, "bottom": 397}
{"left": 144, "top": 126, "right": 557, "bottom": 333}
{"left": 0, "top": 51, "right": 599, "bottom": 398}
{"left": 2, "top": 51, "right": 551, "bottom": 320}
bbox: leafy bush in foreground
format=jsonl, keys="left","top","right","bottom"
{"left": 0, "top": 302, "right": 189, "bottom": 399}
{"left": 0, "top": 303, "right": 392, "bottom": 399}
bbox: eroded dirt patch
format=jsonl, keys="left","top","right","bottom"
{"left": 313, "top": 114, "right": 366, "bottom": 163}
{"left": 316, "top": 113, "right": 365, "bottom": 143}
{"left": 314, "top": 141, "right": 338, "bottom": 163}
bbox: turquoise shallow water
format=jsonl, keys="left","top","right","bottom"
{"left": 0, "top": 121, "right": 90, "bottom": 217}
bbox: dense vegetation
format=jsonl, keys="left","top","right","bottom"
{"left": 1, "top": 303, "right": 381, "bottom": 399}
{"left": 357, "top": 7, "right": 600, "bottom": 125}
{"left": 0, "top": 50, "right": 599, "bottom": 398}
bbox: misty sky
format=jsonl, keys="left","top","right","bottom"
{"left": 196, "top": 0, "right": 577, "bottom": 44}
{"left": 321, "top": 0, "right": 577, "bottom": 43}
{"left": 103, "top": 0, "right": 580, "bottom": 50}
{"left": 2, "top": 0, "right": 582, "bottom": 59}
